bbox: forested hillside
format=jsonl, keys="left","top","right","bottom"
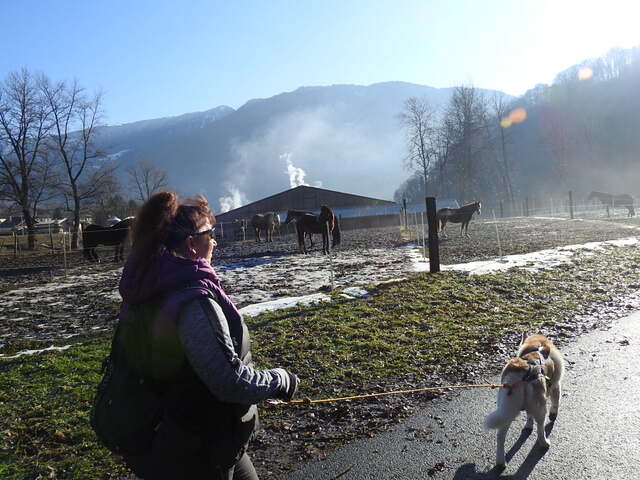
{"left": 394, "top": 46, "right": 640, "bottom": 211}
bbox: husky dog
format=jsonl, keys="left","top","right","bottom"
{"left": 484, "top": 334, "right": 565, "bottom": 467}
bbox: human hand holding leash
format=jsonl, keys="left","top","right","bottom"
{"left": 273, "top": 369, "right": 299, "bottom": 402}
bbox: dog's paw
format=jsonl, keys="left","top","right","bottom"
{"left": 538, "top": 437, "right": 551, "bottom": 449}
{"left": 549, "top": 412, "right": 557, "bottom": 422}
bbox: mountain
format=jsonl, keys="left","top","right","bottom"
{"left": 94, "top": 82, "right": 506, "bottom": 211}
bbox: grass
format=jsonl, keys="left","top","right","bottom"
{"left": 1, "top": 243, "right": 640, "bottom": 479}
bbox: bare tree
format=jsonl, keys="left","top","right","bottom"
{"left": 399, "top": 97, "right": 437, "bottom": 196}
{"left": 0, "top": 68, "right": 56, "bottom": 249}
{"left": 442, "top": 86, "right": 489, "bottom": 201}
{"left": 127, "top": 158, "right": 168, "bottom": 202}
{"left": 40, "top": 75, "right": 112, "bottom": 248}
{"left": 538, "top": 103, "right": 575, "bottom": 189}
{"left": 434, "top": 119, "right": 455, "bottom": 198}
{"left": 490, "top": 93, "right": 515, "bottom": 204}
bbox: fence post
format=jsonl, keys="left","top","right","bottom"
{"left": 425, "top": 197, "right": 440, "bottom": 273}
{"left": 492, "top": 209, "right": 503, "bottom": 257}
{"left": 13, "top": 232, "right": 18, "bottom": 258}
{"left": 403, "top": 198, "right": 408, "bottom": 229}
{"left": 500, "top": 200, "right": 504, "bottom": 218}
{"left": 568, "top": 190, "right": 574, "bottom": 219}
{"left": 525, "top": 197, "right": 529, "bottom": 217}
{"left": 420, "top": 212, "right": 426, "bottom": 258}
{"left": 62, "top": 231, "right": 68, "bottom": 275}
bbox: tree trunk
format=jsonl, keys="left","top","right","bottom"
{"left": 71, "top": 184, "right": 81, "bottom": 249}
{"left": 72, "top": 205, "right": 81, "bottom": 250}
{"left": 22, "top": 207, "right": 36, "bottom": 250}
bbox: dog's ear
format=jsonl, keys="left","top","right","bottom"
{"left": 519, "top": 332, "right": 527, "bottom": 346}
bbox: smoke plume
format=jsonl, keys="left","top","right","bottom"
{"left": 218, "top": 185, "right": 248, "bottom": 213}
{"left": 281, "top": 153, "right": 308, "bottom": 188}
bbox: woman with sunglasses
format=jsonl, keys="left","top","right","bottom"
{"left": 117, "top": 190, "right": 298, "bottom": 480}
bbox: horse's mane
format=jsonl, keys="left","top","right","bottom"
{"left": 319, "top": 205, "right": 335, "bottom": 230}
{"left": 456, "top": 201, "right": 480, "bottom": 211}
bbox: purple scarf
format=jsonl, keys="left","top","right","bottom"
{"left": 119, "top": 251, "right": 241, "bottom": 325}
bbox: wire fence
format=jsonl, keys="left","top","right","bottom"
{"left": 2, "top": 191, "right": 636, "bottom": 274}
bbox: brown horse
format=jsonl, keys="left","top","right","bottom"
{"left": 437, "top": 201, "right": 481, "bottom": 237}
{"left": 233, "top": 218, "right": 248, "bottom": 241}
{"left": 251, "top": 212, "right": 280, "bottom": 242}
{"left": 284, "top": 206, "right": 341, "bottom": 254}
{"left": 82, "top": 217, "right": 134, "bottom": 262}
{"left": 587, "top": 191, "right": 635, "bottom": 217}
{"left": 282, "top": 209, "right": 317, "bottom": 248}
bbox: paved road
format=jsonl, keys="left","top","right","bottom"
{"left": 279, "top": 311, "right": 640, "bottom": 480}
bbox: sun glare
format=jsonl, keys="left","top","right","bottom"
{"left": 577, "top": 67, "right": 593, "bottom": 81}
{"left": 501, "top": 108, "right": 527, "bottom": 128}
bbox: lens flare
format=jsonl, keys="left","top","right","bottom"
{"left": 577, "top": 67, "right": 593, "bottom": 80}
{"left": 508, "top": 108, "right": 527, "bottom": 124}
{"left": 500, "top": 117, "right": 512, "bottom": 128}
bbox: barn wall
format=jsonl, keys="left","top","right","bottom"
{"left": 338, "top": 214, "right": 401, "bottom": 231}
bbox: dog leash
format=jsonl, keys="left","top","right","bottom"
{"left": 267, "top": 380, "right": 505, "bottom": 406}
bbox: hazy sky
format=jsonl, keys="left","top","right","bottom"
{"left": 3, "top": 0, "right": 639, "bottom": 124}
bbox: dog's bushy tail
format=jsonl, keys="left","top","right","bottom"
{"left": 484, "top": 409, "right": 508, "bottom": 430}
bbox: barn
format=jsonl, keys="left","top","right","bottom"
{"left": 214, "top": 185, "right": 399, "bottom": 241}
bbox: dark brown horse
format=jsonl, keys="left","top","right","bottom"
{"left": 82, "top": 217, "right": 134, "bottom": 262}
{"left": 437, "top": 201, "right": 481, "bottom": 237}
{"left": 284, "top": 206, "right": 341, "bottom": 254}
{"left": 587, "top": 191, "right": 635, "bottom": 217}
{"left": 282, "top": 209, "right": 316, "bottom": 248}
{"left": 251, "top": 212, "right": 280, "bottom": 242}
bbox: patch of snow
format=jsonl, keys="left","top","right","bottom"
{"left": 104, "top": 149, "right": 130, "bottom": 161}
{"left": 0, "top": 344, "right": 76, "bottom": 359}
{"left": 529, "top": 216, "right": 573, "bottom": 221}
{"left": 437, "top": 237, "right": 640, "bottom": 275}
{"left": 239, "top": 293, "right": 331, "bottom": 317}
{"left": 403, "top": 244, "right": 430, "bottom": 272}
{"left": 340, "top": 287, "right": 371, "bottom": 299}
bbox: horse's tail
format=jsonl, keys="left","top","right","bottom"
{"left": 332, "top": 219, "right": 341, "bottom": 247}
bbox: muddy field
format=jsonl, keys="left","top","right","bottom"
{"left": 2, "top": 213, "right": 640, "bottom": 355}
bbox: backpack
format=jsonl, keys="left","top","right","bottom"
{"left": 90, "top": 287, "right": 216, "bottom": 456}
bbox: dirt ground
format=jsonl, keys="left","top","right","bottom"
{"left": 1, "top": 212, "right": 640, "bottom": 478}
{"left": 2, "top": 212, "right": 640, "bottom": 353}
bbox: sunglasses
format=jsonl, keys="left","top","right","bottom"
{"left": 191, "top": 227, "right": 215, "bottom": 239}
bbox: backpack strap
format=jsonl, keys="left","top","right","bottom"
{"left": 176, "top": 282, "right": 220, "bottom": 304}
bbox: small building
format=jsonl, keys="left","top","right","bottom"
{"left": 0, "top": 216, "right": 26, "bottom": 236}
{"left": 34, "top": 218, "right": 68, "bottom": 234}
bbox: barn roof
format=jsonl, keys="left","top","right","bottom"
{"left": 215, "top": 185, "right": 395, "bottom": 222}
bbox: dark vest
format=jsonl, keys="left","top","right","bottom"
{"left": 126, "top": 291, "right": 257, "bottom": 471}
